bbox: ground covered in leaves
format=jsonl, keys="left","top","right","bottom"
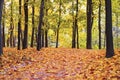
{"left": 0, "top": 48, "right": 120, "bottom": 80}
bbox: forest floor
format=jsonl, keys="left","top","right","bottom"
{"left": 0, "top": 48, "right": 120, "bottom": 80}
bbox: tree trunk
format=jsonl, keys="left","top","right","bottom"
{"left": 56, "top": 0, "right": 61, "bottom": 48}
{"left": 2, "top": 2, "right": 5, "bottom": 47}
{"left": 37, "top": 0, "right": 44, "bottom": 50}
{"left": 75, "top": 0, "right": 79, "bottom": 48}
{"left": 13, "top": 36, "right": 16, "bottom": 47}
{"left": 116, "top": 13, "right": 119, "bottom": 48}
{"left": 18, "top": 0, "right": 22, "bottom": 50}
{"left": 104, "top": 34, "right": 106, "bottom": 48}
{"left": 10, "top": 0, "right": 14, "bottom": 47}
{"left": 7, "top": 38, "right": 10, "bottom": 47}
{"left": 98, "top": 0, "right": 101, "bottom": 49}
{"left": 45, "top": 3, "right": 48, "bottom": 47}
{"left": 0, "top": 0, "right": 4, "bottom": 55}
{"left": 105, "top": 0, "right": 114, "bottom": 58}
{"left": 76, "top": 24, "right": 79, "bottom": 48}
{"left": 23, "top": 0, "right": 29, "bottom": 49}
{"left": 31, "top": 0, "right": 35, "bottom": 47}
{"left": 42, "top": 30, "right": 44, "bottom": 47}
{"left": 72, "top": 0, "right": 76, "bottom": 48}
{"left": 86, "top": 0, "right": 92, "bottom": 49}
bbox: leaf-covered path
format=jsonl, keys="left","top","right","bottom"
{"left": 0, "top": 48, "right": 120, "bottom": 80}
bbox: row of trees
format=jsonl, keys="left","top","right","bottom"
{"left": 0, "top": 0, "right": 115, "bottom": 58}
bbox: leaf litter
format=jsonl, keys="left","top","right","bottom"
{"left": 0, "top": 47, "right": 120, "bottom": 80}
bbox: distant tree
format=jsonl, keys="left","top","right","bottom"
{"left": 37, "top": 0, "right": 44, "bottom": 50}
{"left": 0, "top": 0, "right": 4, "bottom": 55}
{"left": 23, "top": 0, "right": 29, "bottom": 49}
{"left": 56, "top": 0, "right": 61, "bottom": 48}
{"left": 105, "top": 0, "right": 114, "bottom": 58}
{"left": 45, "top": 0, "right": 48, "bottom": 47}
{"left": 98, "top": 0, "right": 101, "bottom": 49}
{"left": 42, "top": 29, "right": 44, "bottom": 47}
{"left": 86, "top": 0, "right": 92, "bottom": 49}
{"left": 72, "top": 0, "right": 75, "bottom": 48}
{"left": 72, "top": 0, "right": 79, "bottom": 48}
{"left": 10, "top": 0, "right": 14, "bottom": 47}
{"left": 18, "top": 0, "right": 22, "bottom": 50}
{"left": 76, "top": 0, "right": 79, "bottom": 48}
{"left": 31, "top": 0, "right": 35, "bottom": 47}
{"left": 2, "top": 2, "right": 5, "bottom": 47}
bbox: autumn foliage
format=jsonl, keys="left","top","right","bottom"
{"left": 0, "top": 48, "right": 120, "bottom": 80}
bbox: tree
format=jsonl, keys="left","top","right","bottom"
{"left": 45, "top": 0, "right": 48, "bottom": 47}
{"left": 0, "top": 0, "right": 4, "bottom": 55}
{"left": 23, "top": 0, "right": 29, "bottom": 49}
{"left": 75, "top": 0, "right": 79, "bottom": 48}
{"left": 2, "top": 2, "right": 5, "bottom": 47}
{"left": 18, "top": 0, "right": 22, "bottom": 50}
{"left": 86, "top": 0, "right": 92, "bottom": 49}
{"left": 105, "top": 0, "right": 114, "bottom": 58}
{"left": 72, "top": 0, "right": 79, "bottom": 48}
{"left": 37, "top": 0, "right": 44, "bottom": 50}
{"left": 31, "top": 0, "right": 35, "bottom": 47}
{"left": 42, "top": 29, "right": 44, "bottom": 47}
{"left": 72, "top": 0, "right": 75, "bottom": 48}
{"left": 56, "top": 0, "right": 61, "bottom": 48}
{"left": 98, "top": 0, "right": 101, "bottom": 49}
{"left": 9, "top": 0, "right": 14, "bottom": 47}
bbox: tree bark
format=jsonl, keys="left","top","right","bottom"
{"left": 2, "top": 2, "right": 5, "bottom": 47}
{"left": 37, "top": 0, "right": 44, "bottom": 50}
{"left": 98, "top": 0, "right": 101, "bottom": 49}
{"left": 86, "top": 0, "right": 92, "bottom": 49}
{"left": 0, "top": 0, "right": 4, "bottom": 55}
{"left": 105, "top": 0, "right": 114, "bottom": 58}
{"left": 116, "top": 13, "right": 119, "bottom": 48}
{"left": 56, "top": 0, "right": 61, "bottom": 48}
{"left": 72, "top": 0, "right": 76, "bottom": 48}
{"left": 45, "top": 2, "right": 48, "bottom": 47}
{"left": 42, "top": 30, "right": 44, "bottom": 47}
{"left": 23, "top": 0, "right": 29, "bottom": 49}
{"left": 76, "top": 0, "right": 79, "bottom": 48}
{"left": 10, "top": 0, "right": 14, "bottom": 47}
{"left": 31, "top": 0, "right": 35, "bottom": 47}
{"left": 18, "top": 0, "right": 22, "bottom": 50}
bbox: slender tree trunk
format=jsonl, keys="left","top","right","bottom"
{"left": 56, "top": 25, "right": 60, "bottom": 48}
{"left": 7, "top": 38, "right": 9, "bottom": 47}
{"left": 13, "top": 36, "right": 16, "bottom": 47}
{"left": 10, "top": 0, "right": 14, "bottom": 47}
{"left": 21, "top": 30, "right": 23, "bottom": 46}
{"left": 18, "top": 0, "right": 22, "bottom": 50}
{"left": 116, "top": 13, "right": 119, "bottom": 48}
{"left": 0, "top": 0, "right": 4, "bottom": 55}
{"left": 37, "top": 0, "right": 44, "bottom": 50}
{"left": 45, "top": 2, "right": 48, "bottom": 47}
{"left": 45, "top": 30, "right": 48, "bottom": 47}
{"left": 98, "top": 0, "right": 101, "bottom": 49}
{"left": 76, "top": 25, "right": 79, "bottom": 48}
{"left": 86, "top": 0, "right": 92, "bottom": 49}
{"left": 75, "top": 0, "right": 79, "bottom": 48}
{"left": 2, "top": 2, "right": 5, "bottom": 47}
{"left": 42, "top": 30, "right": 44, "bottom": 47}
{"left": 105, "top": 0, "right": 114, "bottom": 58}
{"left": 23, "top": 0, "right": 29, "bottom": 49}
{"left": 104, "top": 34, "right": 106, "bottom": 48}
{"left": 72, "top": 0, "right": 76, "bottom": 48}
{"left": 31, "top": 0, "right": 35, "bottom": 47}
{"left": 56, "top": 0, "right": 61, "bottom": 48}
